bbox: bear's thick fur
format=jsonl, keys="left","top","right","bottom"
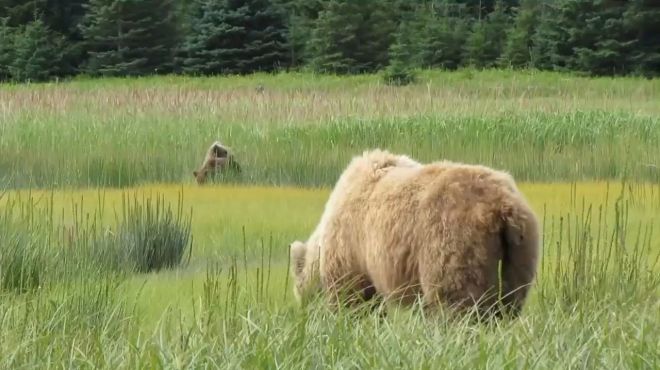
{"left": 194, "top": 141, "right": 241, "bottom": 184}
{"left": 290, "top": 149, "right": 539, "bottom": 318}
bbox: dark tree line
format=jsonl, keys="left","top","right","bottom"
{"left": 0, "top": 0, "right": 658, "bottom": 83}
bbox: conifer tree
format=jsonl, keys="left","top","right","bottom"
{"left": 0, "top": 18, "right": 13, "bottom": 81}
{"left": 0, "top": 0, "right": 43, "bottom": 26}
{"left": 484, "top": 0, "right": 510, "bottom": 65}
{"left": 44, "top": 0, "right": 88, "bottom": 75}
{"left": 463, "top": 0, "right": 510, "bottom": 68}
{"left": 567, "top": 0, "right": 632, "bottom": 75}
{"left": 1, "top": 0, "right": 88, "bottom": 76}
{"left": 308, "top": 0, "right": 396, "bottom": 74}
{"left": 531, "top": 2, "right": 568, "bottom": 71}
{"left": 80, "top": 0, "right": 179, "bottom": 76}
{"left": 383, "top": 21, "right": 417, "bottom": 86}
{"left": 501, "top": 0, "right": 539, "bottom": 68}
{"left": 623, "top": 0, "right": 660, "bottom": 77}
{"left": 419, "top": 0, "right": 469, "bottom": 70}
{"left": 355, "top": 1, "right": 396, "bottom": 72}
{"left": 307, "top": 1, "right": 361, "bottom": 74}
{"left": 463, "top": 20, "right": 488, "bottom": 68}
{"left": 10, "top": 18, "right": 64, "bottom": 82}
{"left": 278, "top": 0, "right": 326, "bottom": 67}
{"left": 183, "top": 0, "right": 288, "bottom": 75}
{"left": 243, "top": 0, "right": 289, "bottom": 73}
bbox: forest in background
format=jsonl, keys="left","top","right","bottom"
{"left": 0, "top": 0, "right": 658, "bottom": 83}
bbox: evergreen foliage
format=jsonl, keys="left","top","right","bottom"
{"left": 0, "top": 0, "right": 45, "bottom": 27}
{"left": 279, "top": 0, "right": 328, "bottom": 67}
{"left": 464, "top": 20, "right": 488, "bottom": 68}
{"left": 623, "top": 0, "right": 660, "bottom": 77}
{"left": 45, "top": 0, "right": 89, "bottom": 75}
{"left": 0, "top": 0, "right": 657, "bottom": 81}
{"left": 0, "top": 18, "right": 13, "bottom": 81}
{"left": 182, "top": 0, "right": 288, "bottom": 75}
{"left": 572, "top": 1, "right": 634, "bottom": 75}
{"left": 464, "top": 0, "right": 510, "bottom": 68}
{"left": 418, "top": 1, "right": 469, "bottom": 70}
{"left": 80, "top": 0, "right": 179, "bottom": 76}
{"left": 383, "top": 21, "right": 417, "bottom": 86}
{"left": 307, "top": 1, "right": 361, "bottom": 74}
{"left": 0, "top": 0, "right": 88, "bottom": 78}
{"left": 531, "top": 3, "right": 562, "bottom": 70}
{"left": 10, "top": 18, "right": 64, "bottom": 82}
{"left": 308, "top": 0, "right": 395, "bottom": 74}
{"left": 501, "top": 0, "right": 539, "bottom": 68}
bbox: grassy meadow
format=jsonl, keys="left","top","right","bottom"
{"left": 0, "top": 70, "right": 659, "bottom": 368}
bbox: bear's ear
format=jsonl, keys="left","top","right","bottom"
{"left": 289, "top": 241, "right": 307, "bottom": 276}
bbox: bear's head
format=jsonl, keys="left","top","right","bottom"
{"left": 289, "top": 240, "right": 322, "bottom": 304}
{"left": 194, "top": 141, "right": 243, "bottom": 185}
{"left": 193, "top": 157, "right": 228, "bottom": 184}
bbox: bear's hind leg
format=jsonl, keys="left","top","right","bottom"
{"left": 419, "top": 260, "right": 500, "bottom": 319}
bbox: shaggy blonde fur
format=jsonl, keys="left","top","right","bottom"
{"left": 194, "top": 141, "right": 241, "bottom": 184}
{"left": 289, "top": 149, "right": 539, "bottom": 317}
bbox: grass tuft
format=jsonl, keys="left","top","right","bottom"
{"left": 94, "top": 192, "right": 193, "bottom": 273}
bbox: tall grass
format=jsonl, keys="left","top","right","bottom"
{"left": 1, "top": 113, "right": 658, "bottom": 188}
{"left": 0, "top": 70, "right": 658, "bottom": 367}
{"left": 1, "top": 70, "right": 659, "bottom": 188}
{"left": 538, "top": 185, "right": 660, "bottom": 309}
{"left": 0, "top": 182, "right": 657, "bottom": 368}
{"left": 0, "top": 190, "right": 192, "bottom": 294}
{"left": 93, "top": 192, "right": 193, "bottom": 273}
{"left": 0, "top": 191, "right": 55, "bottom": 293}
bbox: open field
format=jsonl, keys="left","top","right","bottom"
{"left": 1, "top": 70, "right": 659, "bottom": 188}
{"left": 1, "top": 70, "right": 659, "bottom": 368}
{"left": 0, "top": 182, "right": 659, "bottom": 368}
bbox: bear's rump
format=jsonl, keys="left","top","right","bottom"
{"left": 359, "top": 179, "right": 506, "bottom": 303}
{"left": 363, "top": 215, "right": 504, "bottom": 306}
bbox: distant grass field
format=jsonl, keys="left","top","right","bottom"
{"left": 1, "top": 70, "right": 659, "bottom": 368}
{"left": 1, "top": 70, "right": 659, "bottom": 188}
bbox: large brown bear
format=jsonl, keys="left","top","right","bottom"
{"left": 289, "top": 149, "right": 539, "bottom": 318}
{"left": 193, "top": 141, "right": 241, "bottom": 184}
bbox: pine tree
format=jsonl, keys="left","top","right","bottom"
{"left": 0, "top": 0, "right": 42, "bottom": 27}
{"left": 242, "top": 0, "right": 289, "bottom": 73}
{"left": 307, "top": 1, "right": 361, "bottom": 74}
{"left": 354, "top": 1, "right": 397, "bottom": 72}
{"left": 80, "top": 0, "right": 179, "bottom": 76}
{"left": 463, "top": 0, "right": 510, "bottom": 68}
{"left": 1, "top": 0, "right": 89, "bottom": 76}
{"left": 308, "top": 0, "right": 396, "bottom": 74}
{"left": 10, "top": 18, "right": 64, "bottom": 82}
{"left": 42, "top": 0, "right": 88, "bottom": 75}
{"left": 285, "top": 13, "right": 311, "bottom": 68}
{"left": 183, "top": 0, "right": 288, "bottom": 75}
{"left": 277, "top": 0, "right": 325, "bottom": 67}
{"left": 569, "top": 0, "right": 633, "bottom": 75}
{"left": 501, "top": 0, "right": 539, "bottom": 68}
{"left": 383, "top": 21, "right": 417, "bottom": 86}
{"left": 0, "top": 18, "right": 13, "bottom": 81}
{"left": 464, "top": 0, "right": 514, "bottom": 17}
{"left": 419, "top": 0, "right": 469, "bottom": 70}
{"left": 463, "top": 20, "right": 488, "bottom": 68}
{"left": 484, "top": 0, "right": 510, "bottom": 66}
{"left": 623, "top": 0, "right": 660, "bottom": 77}
{"left": 531, "top": 2, "right": 569, "bottom": 71}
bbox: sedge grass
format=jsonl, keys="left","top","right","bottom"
{"left": 1, "top": 70, "right": 659, "bottom": 188}
{"left": 0, "top": 69, "right": 659, "bottom": 368}
{"left": 0, "top": 181, "right": 658, "bottom": 368}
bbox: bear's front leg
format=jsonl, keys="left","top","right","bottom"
{"left": 322, "top": 267, "right": 379, "bottom": 314}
